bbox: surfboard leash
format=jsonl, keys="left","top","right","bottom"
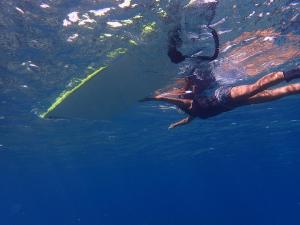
{"left": 167, "top": 26, "right": 220, "bottom": 64}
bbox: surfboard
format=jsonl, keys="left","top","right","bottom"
{"left": 40, "top": 0, "right": 219, "bottom": 120}
{"left": 41, "top": 29, "right": 177, "bottom": 120}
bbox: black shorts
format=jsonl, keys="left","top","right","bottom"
{"left": 214, "top": 86, "right": 233, "bottom": 106}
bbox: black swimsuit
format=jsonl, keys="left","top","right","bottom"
{"left": 191, "top": 86, "right": 236, "bottom": 119}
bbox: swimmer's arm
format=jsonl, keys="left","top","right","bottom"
{"left": 168, "top": 116, "right": 195, "bottom": 129}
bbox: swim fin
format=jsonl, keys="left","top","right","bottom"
{"left": 283, "top": 66, "right": 300, "bottom": 82}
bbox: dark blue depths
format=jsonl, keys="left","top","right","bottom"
{"left": 1, "top": 99, "right": 300, "bottom": 225}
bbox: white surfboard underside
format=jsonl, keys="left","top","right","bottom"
{"left": 45, "top": 42, "right": 177, "bottom": 120}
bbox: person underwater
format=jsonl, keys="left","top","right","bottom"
{"left": 146, "top": 15, "right": 300, "bottom": 129}
{"left": 142, "top": 67, "right": 300, "bottom": 129}
{"left": 166, "top": 0, "right": 221, "bottom": 95}
{"left": 144, "top": 0, "right": 300, "bottom": 129}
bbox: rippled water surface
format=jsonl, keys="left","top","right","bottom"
{"left": 1, "top": 1, "right": 300, "bottom": 225}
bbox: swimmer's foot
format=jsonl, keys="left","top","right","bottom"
{"left": 283, "top": 66, "right": 300, "bottom": 82}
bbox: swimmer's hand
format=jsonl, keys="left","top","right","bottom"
{"left": 168, "top": 123, "right": 178, "bottom": 129}
{"left": 168, "top": 116, "right": 195, "bottom": 129}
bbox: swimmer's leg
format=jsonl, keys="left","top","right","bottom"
{"left": 244, "top": 83, "right": 300, "bottom": 104}
{"left": 230, "top": 67, "right": 300, "bottom": 101}
{"left": 230, "top": 71, "right": 285, "bottom": 101}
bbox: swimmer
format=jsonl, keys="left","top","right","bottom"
{"left": 165, "top": 25, "right": 219, "bottom": 103}
{"left": 142, "top": 67, "right": 300, "bottom": 129}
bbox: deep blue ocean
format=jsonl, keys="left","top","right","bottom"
{"left": 1, "top": 0, "right": 300, "bottom": 225}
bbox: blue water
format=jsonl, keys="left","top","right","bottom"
{"left": 1, "top": 0, "right": 300, "bottom": 225}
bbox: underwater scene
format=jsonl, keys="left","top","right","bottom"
{"left": 0, "top": 0, "right": 300, "bottom": 224}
